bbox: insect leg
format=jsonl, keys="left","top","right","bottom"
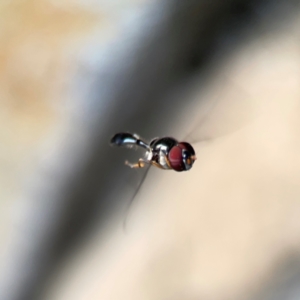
{"left": 125, "top": 159, "right": 149, "bottom": 169}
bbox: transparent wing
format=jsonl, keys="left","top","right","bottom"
{"left": 123, "top": 163, "right": 151, "bottom": 231}
{"left": 122, "top": 81, "right": 261, "bottom": 230}
{"left": 184, "top": 79, "right": 260, "bottom": 146}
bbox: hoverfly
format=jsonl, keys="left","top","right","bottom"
{"left": 110, "top": 132, "right": 197, "bottom": 229}
{"left": 110, "top": 132, "right": 197, "bottom": 172}
{"left": 110, "top": 94, "right": 256, "bottom": 229}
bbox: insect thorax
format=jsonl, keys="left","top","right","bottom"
{"left": 149, "top": 137, "right": 178, "bottom": 169}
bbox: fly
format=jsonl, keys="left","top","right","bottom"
{"left": 110, "top": 92, "right": 257, "bottom": 229}
{"left": 110, "top": 132, "right": 197, "bottom": 172}
{"left": 110, "top": 132, "right": 198, "bottom": 230}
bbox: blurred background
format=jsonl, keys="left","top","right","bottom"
{"left": 1, "top": 0, "right": 300, "bottom": 299}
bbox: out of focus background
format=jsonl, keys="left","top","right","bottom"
{"left": 1, "top": 0, "right": 300, "bottom": 300}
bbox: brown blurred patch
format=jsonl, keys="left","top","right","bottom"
{"left": 0, "top": 0, "right": 100, "bottom": 139}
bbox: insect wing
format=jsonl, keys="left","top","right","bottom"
{"left": 123, "top": 163, "right": 151, "bottom": 230}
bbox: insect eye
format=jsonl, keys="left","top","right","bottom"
{"left": 178, "top": 142, "right": 195, "bottom": 156}
{"left": 168, "top": 143, "right": 196, "bottom": 172}
{"left": 168, "top": 146, "right": 185, "bottom": 171}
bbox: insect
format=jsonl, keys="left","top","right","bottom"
{"left": 110, "top": 132, "right": 197, "bottom": 172}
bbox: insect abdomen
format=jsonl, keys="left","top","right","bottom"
{"left": 110, "top": 133, "right": 149, "bottom": 150}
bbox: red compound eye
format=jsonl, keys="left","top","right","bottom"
{"left": 168, "top": 142, "right": 196, "bottom": 172}
{"left": 168, "top": 145, "right": 185, "bottom": 171}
